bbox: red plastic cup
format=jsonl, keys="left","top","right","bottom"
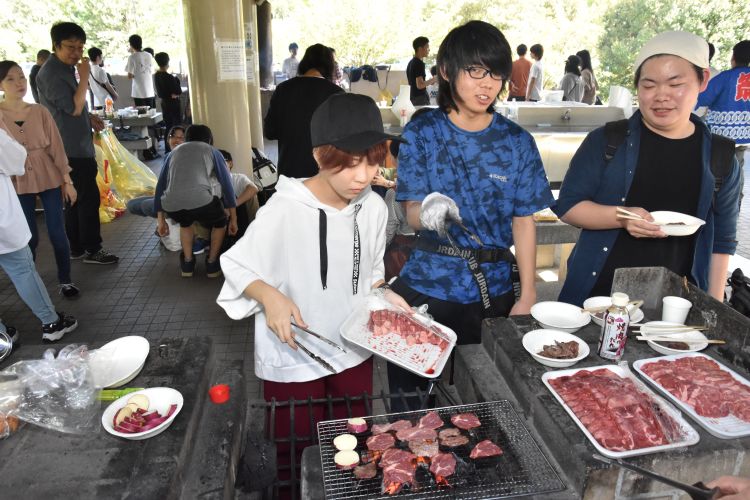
{"left": 209, "top": 384, "right": 230, "bottom": 404}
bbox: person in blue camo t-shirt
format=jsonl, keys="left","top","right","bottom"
{"left": 389, "top": 20, "right": 554, "bottom": 410}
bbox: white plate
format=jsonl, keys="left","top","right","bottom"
{"left": 339, "top": 295, "right": 457, "bottom": 379}
{"left": 530, "top": 301, "right": 590, "bottom": 333}
{"left": 89, "top": 336, "right": 150, "bottom": 388}
{"left": 101, "top": 387, "right": 183, "bottom": 440}
{"left": 522, "top": 329, "right": 590, "bottom": 368}
{"left": 542, "top": 365, "right": 699, "bottom": 458}
{"left": 650, "top": 211, "right": 705, "bottom": 237}
{"left": 639, "top": 321, "right": 708, "bottom": 355}
{"left": 633, "top": 353, "right": 750, "bottom": 439}
{"left": 582, "top": 296, "right": 644, "bottom": 327}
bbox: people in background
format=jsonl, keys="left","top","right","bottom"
{"left": 526, "top": 43, "right": 544, "bottom": 101}
{"left": 390, "top": 21, "right": 554, "bottom": 410}
{"left": 0, "top": 60, "right": 80, "bottom": 297}
{"left": 0, "top": 118, "right": 78, "bottom": 342}
{"left": 577, "top": 49, "right": 598, "bottom": 105}
{"left": 282, "top": 42, "right": 299, "bottom": 77}
{"left": 697, "top": 40, "right": 750, "bottom": 171}
{"left": 87, "top": 47, "right": 118, "bottom": 110}
{"left": 36, "top": 22, "right": 119, "bottom": 265}
{"left": 264, "top": 44, "right": 344, "bottom": 179}
{"left": 508, "top": 44, "right": 531, "bottom": 101}
{"left": 427, "top": 65, "right": 439, "bottom": 105}
{"left": 125, "top": 35, "right": 156, "bottom": 109}
{"left": 29, "top": 49, "right": 50, "bottom": 103}
{"left": 708, "top": 42, "right": 719, "bottom": 80}
{"left": 153, "top": 52, "right": 183, "bottom": 152}
{"left": 155, "top": 124, "right": 238, "bottom": 278}
{"left": 555, "top": 31, "right": 741, "bottom": 305}
{"left": 406, "top": 36, "right": 436, "bottom": 106}
{"left": 560, "top": 54, "right": 583, "bottom": 102}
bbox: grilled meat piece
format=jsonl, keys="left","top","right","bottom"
{"left": 418, "top": 410, "right": 444, "bottom": 430}
{"left": 450, "top": 412, "right": 481, "bottom": 430}
{"left": 408, "top": 437, "right": 440, "bottom": 457}
{"left": 353, "top": 461, "right": 377, "bottom": 479}
{"left": 469, "top": 439, "right": 503, "bottom": 459}
{"left": 429, "top": 452, "right": 457, "bottom": 477}
{"left": 366, "top": 432, "right": 395, "bottom": 451}
{"left": 538, "top": 340, "right": 580, "bottom": 359}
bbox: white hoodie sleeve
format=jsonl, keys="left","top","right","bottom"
{"left": 217, "top": 209, "right": 286, "bottom": 319}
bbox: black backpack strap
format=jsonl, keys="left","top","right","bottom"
{"left": 709, "top": 133, "right": 736, "bottom": 196}
{"left": 603, "top": 119, "right": 630, "bottom": 162}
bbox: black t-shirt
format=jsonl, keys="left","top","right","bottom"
{"left": 590, "top": 124, "right": 703, "bottom": 297}
{"left": 154, "top": 72, "right": 182, "bottom": 101}
{"left": 406, "top": 57, "right": 429, "bottom": 105}
{"left": 263, "top": 76, "right": 344, "bottom": 179}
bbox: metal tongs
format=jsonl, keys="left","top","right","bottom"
{"left": 592, "top": 454, "right": 720, "bottom": 499}
{"left": 290, "top": 321, "right": 346, "bottom": 375}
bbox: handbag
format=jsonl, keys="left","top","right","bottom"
{"left": 251, "top": 147, "right": 278, "bottom": 190}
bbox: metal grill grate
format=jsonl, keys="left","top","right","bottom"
{"left": 317, "top": 400, "right": 564, "bottom": 499}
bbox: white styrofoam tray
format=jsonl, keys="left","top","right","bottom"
{"left": 339, "top": 295, "right": 456, "bottom": 379}
{"left": 633, "top": 353, "right": 750, "bottom": 439}
{"left": 542, "top": 365, "right": 700, "bottom": 458}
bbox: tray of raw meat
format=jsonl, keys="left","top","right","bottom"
{"left": 542, "top": 365, "right": 700, "bottom": 458}
{"left": 339, "top": 295, "right": 457, "bottom": 378}
{"left": 633, "top": 353, "right": 750, "bottom": 439}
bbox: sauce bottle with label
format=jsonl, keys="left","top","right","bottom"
{"left": 597, "top": 292, "right": 630, "bottom": 361}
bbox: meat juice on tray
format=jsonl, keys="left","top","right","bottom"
{"left": 597, "top": 292, "right": 630, "bottom": 361}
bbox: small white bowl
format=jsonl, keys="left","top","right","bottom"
{"left": 522, "top": 329, "right": 590, "bottom": 368}
{"left": 650, "top": 211, "right": 705, "bottom": 237}
{"left": 530, "top": 301, "right": 591, "bottom": 333}
{"left": 582, "top": 296, "right": 644, "bottom": 327}
{"left": 640, "top": 321, "right": 709, "bottom": 355}
{"left": 102, "top": 387, "right": 183, "bottom": 440}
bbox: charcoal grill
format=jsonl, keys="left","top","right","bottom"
{"left": 317, "top": 400, "right": 564, "bottom": 499}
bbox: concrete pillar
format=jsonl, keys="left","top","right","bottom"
{"left": 181, "top": 0, "right": 253, "bottom": 175}
{"left": 242, "top": 0, "right": 265, "bottom": 150}
{"left": 257, "top": 1, "right": 273, "bottom": 88}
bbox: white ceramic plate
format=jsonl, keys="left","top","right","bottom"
{"left": 650, "top": 211, "right": 705, "bottom": 237}
{"left": 89, "top": 336, "right": 150, "bottom": 388}
{"left": 582, "top": 296, "right": 645, "bottom": 327}
{"left": 522, "top": 329, "right": 590, "bottom": 368}
{"left": 640, "top": 321, "right": 708, "bottom": 355}
{"left": 530, "top": 301, "right": 591, "bottom": 333}
{"left": 101, "top": 387, "right": 183, "bottom": 440}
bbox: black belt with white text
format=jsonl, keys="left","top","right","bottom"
{"left": 414, "top": 237, "right": 520, "bottom": 313}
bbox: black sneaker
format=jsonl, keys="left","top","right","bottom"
{"left": 206, "top": 256, "right": 222, "bottom": 278}
{"left": 180, "top": 252, "right": 195, "bottom": 277}
{"left": 83, "top": 249, "right": 119, "bottom": 265}
{"left": 42, "top": 312, "right": 78, "bottom": 342}
{"left": 59, "top": 283, "right": 80, "bottom": 298}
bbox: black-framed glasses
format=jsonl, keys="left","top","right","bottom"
{"left": 464, "top": 66, "right": 503, "bottom": 81}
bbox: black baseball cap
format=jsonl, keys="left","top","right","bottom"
{"left": 310, "top": 93, "right": 406, "bottom": 152}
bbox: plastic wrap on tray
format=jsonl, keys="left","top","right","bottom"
{"left": 340, "top": 295, "right": 457, "bottom": 378}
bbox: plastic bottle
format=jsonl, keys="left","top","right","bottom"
{"left": 597, "top": 292, "right": 630, "bottom": 361}
{"left": 104, "top": 96, "right": 114, "bottom": 117}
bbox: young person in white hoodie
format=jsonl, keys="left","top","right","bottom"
{"left": 218, "top": 93, "right": 408, "bottom": 495}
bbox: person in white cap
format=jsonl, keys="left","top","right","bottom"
{"left": 555, "top": 30, "right": 742, "bottom": 306}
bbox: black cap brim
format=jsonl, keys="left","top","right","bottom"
{"left": 328, "top": 130, "right": 407, "bottom": 153}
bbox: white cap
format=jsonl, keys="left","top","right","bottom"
{"left": 611, "top": 292, "right": 629, "bottom": 307}
{"left": 634, "top": 31, "right": 709, "bottom": 72}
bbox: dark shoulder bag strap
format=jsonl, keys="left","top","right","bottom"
{"left": 603, "top": 119, "right": 630, "bottom": 162}
{"left": 710, "top": 133, "right": 736, "bottom": 200}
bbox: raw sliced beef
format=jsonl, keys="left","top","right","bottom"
{"left": 469, "top": 439, "right": 503, "bottom": 459}
{"left": 366, "top": 432, "right": 395, "bottom": 451}
{"left": 372, "top": 419, "right": 412, "bottom": 435}
{"left": 418, "top": 411, "right": 444, "bottom": 430}
{"left": 450, "top": 412, "right": 481, "bottom": 430}
{"left": 368, "top": 309, "right": 449, "bottom": 350}
{"left": 379, "top": 448, "right": 416, "bottom": 468}
{"left": 371, "top": 423, "right": 393, "bottom": 435}
{"left": 429, "top": 452, "right": 457, "bottom": 478}
{"left": 380, "top": 448, "right": 417, "bottom": 491}
{"left": 408, "top": 437, "right": 440, "bottom": 457}
{"left": 438, "top": 427, "right": 469, "bottom": 448}
{"left": 396, "top": 426, "right": 437, "bottom": 442}
{"left": 353, "top": 462, "right": 377, "bottom": 479}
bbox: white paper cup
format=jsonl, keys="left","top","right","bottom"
{"left": 662, "top": 296, "right": 692, "bottom": 324}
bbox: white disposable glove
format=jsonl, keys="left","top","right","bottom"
{"left": 419, "top": 192, "right": 461, "bottom": 238}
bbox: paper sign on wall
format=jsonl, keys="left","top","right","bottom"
{"left": 216, "top": 40, "right": 246, "bottom": 81}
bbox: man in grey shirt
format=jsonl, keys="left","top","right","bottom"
{"left": 36, "top": 22, "right": 118, "bottom": 265}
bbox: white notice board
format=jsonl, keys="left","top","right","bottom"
{"left": 216, "top": 40, "right": 245, "bottom": 81}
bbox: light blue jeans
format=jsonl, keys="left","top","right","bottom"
{"left": 0, "top": 246, "right": 58, "bottom": 325}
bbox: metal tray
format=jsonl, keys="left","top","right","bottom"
{"left": 542, "top": 365, "right": 700, "bottom": 459}
{"left": 339, "top": 295, "right": 456, "bottom": 379}
{"left": 317, "top": 400, "right": 563, "bottom": 499}
{"left": 633, "top": 353, "right": 750, "bottom": 439}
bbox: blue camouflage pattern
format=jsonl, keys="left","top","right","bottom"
{"left": 396, "top": 109, "right": 554, "bottom": 303}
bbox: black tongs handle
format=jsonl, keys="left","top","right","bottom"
{"left": 592, "top": 454, "right": 720, "bottom": 499}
